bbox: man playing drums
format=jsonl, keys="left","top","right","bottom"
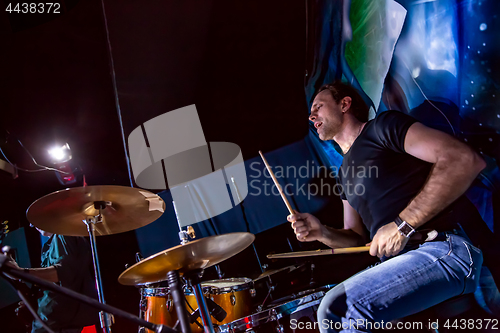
{"left": 288, "top": 81, "right": 488, "bottom": 332}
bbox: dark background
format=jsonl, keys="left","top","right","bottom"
{"left": 0, "top": 1, "right": 355, "bottom": 332}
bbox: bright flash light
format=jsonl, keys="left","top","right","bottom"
{"left": 48, "top": 143, "right": 72, "bottom": 163}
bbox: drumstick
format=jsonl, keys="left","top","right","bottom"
{"left": 258, "top": 150, "right": 294, "bottom": 214}
{"left": 267, "top": 246, "right": 370, "bottom": 259}
{"left": 259, "top": 150, "right": 370, "bottom": 256}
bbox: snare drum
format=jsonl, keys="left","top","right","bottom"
{"left": 186, "top": 278, "right": 255, "bottom": 327}
{"left": 217, "top": 288, "right": 330, "bottom": 333}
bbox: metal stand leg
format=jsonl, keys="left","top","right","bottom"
{"left": 86, "top": 217, "right": 112, "bottom": 333}
{"left": 192, "top": 284, "right": 215, "bottom": 333}
{"left": 185, "top": 271, "right": 214, "bottom": 333}
{"left": 167, "top": 271, "right": 192, "bottom": 333}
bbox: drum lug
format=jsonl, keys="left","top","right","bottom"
{"left": 250, "top": 288, "right": 256, "bottom": 297}
{"left": 230, "top": 293, "right": 236, "bottom": 306}
{"left": 138, "top": 327, "right": 147, "bottom": 333}
{"left": 139, "top": 298, "right": 147, "bottom": 312}
{"left": 167, "top": 298, "right": 173, "bottom": 312}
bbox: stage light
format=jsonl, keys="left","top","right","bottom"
{"left": 48, "top": 143, "right": 72, "bottom": 163}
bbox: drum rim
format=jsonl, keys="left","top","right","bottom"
{"left": 274, "top": 291, "right": 326, "bottom": 312}
{"left": 141, "top": 287, "right": 170, "bottom": 297}
{"left": 200, "top": 277, "right": 253, "bottom": 294}
{"left": 216, "top": 308, "right": 278, "bottom": 333}
{"left": 217, "top": 289, "right": 328, "bottom": 332}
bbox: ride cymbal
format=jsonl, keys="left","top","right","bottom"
{"left": 27, "top": 185, "right": 165, "bottom": 236}
{"left": 118, "top": 232, "right": 255, "bottom": 286}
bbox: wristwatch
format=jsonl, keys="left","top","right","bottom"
{"left": 394, "top": 216, "right": 415, "bottom": 238}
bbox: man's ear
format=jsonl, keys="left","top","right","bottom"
{"left": 341, "top": 96, "right": 352, "bottom": 113}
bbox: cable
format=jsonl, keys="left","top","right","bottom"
{"left": 2, "top": 273, "right": 56, "bottom": 333}
{"left": 401, "top": 59, "right": 456, "bottom": 136}
{"left": 0, "top": 146, "right": 69, "bottom": 174}
{"left": 100, "top": 0, "right": 134, "bottom": 187}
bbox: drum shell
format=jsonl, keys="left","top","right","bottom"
{"left": 141, "top": 288, "right": 176, "bottom": 333}
{"left": 142, "top": 278, "right": 254, "bottom": 333}
{"left": 187, "top": 278, "right": 255, "bottom": 326}
{"left": 141, "top": 287, "right": 203, "bottom": 333}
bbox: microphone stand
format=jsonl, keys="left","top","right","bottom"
{"left": 0, "top": 253, "right": 176, "bottom": 333}
{"left": 230, "top": 176, "right": 263, "bottom": 273}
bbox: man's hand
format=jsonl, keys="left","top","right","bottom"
{"left": 369, "top": 222, "right": 408, "bottom": 258}
{"left": 287, "top": 212, "right": 325, "bottom": 242}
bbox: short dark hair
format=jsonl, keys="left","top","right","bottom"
{"left": 317, "top": 81, "right": 369, "bottom": 122}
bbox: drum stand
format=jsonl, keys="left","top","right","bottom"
{"left": 184, "top": 270, "right": 215, "bottom": 333}
{"left": 172, "top": 201, "right": 215, "bottom": 333}
{"left": 84, "top": 201, "right": 113, "bottom": 333}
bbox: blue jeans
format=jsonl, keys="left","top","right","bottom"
{"left": 317, "top": 232, "right": 483, "bottom": 332}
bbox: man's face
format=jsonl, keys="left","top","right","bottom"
{"left": 309, "top": 90, "right": 344, "bottom": 140}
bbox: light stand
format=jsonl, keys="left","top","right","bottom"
{"left": 84, "top": 201, "right": 112, "bottom": 333}
{"left": 0, "top": 252, "right": 176, "bottom": 333}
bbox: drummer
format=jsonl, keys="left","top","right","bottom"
{"left": 7, "top": 226, "right": 99, "bottom": 333}
{"left": 288, "top": 81, "right": 489, "bottom": 331}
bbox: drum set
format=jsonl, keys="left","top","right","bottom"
{"left": 20, "top": 184, "right": 334, "bottom": 333}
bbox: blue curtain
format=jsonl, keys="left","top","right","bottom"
{"left": 304, "top": 0, "right": 499, "bottom": 230}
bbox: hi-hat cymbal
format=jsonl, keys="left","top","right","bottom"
{"left": 27, "top": 186, "right": 165, "bottom": 236}
{"left": 118, "top": 232, "right": 255, "bottom": 286}
{"left": 253, "top": 264, "right": 299, "bottom": 282}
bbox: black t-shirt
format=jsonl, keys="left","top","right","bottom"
{"left": 338, "top": 110, "right": 479, "bottom": 239}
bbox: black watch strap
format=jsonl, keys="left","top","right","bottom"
{"left": 394, "top": 216, "right": 415, "bottom": 238}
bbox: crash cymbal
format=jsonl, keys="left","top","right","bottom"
{"left": 27, "top": 186, "right": 165, "bottom": 236}
{"left": 253, "top": 265, "right": 296, "bottom": 281}
{"left": 118, "top": 232, "right": 255, "bottom": 286}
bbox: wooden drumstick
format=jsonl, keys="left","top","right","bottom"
{"left": 258, "top": 150, "right": 294, "bottom": 214}
{"left": 259, "top": 150, "right": 370, "bottom": 255}
{"left": 267, "top": 246, "right": 370, "bottom": 259}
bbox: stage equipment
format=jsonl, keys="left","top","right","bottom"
{"left": 252, "top": 264, "right": 298, "bottom": 282}
{"left": 48, "top": 143, "right": 79, "bottom": 185}
{"left": 119, "top": 232, "right": 255, "bottom": 333}
{"left": 216, "top": 286, "right": 333, "bottom": 333}
{"left": 48, "top": 143, "right": 72, "bottom": 163}
{"left": 27, "top": 185, "right": 165, "bottom": 333}
{"left": 0, "top": 253, "right": 175, "bottom": 333}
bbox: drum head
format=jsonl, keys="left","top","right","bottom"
{"left": 202, "top": 278, "right": 253, "bottom": 294}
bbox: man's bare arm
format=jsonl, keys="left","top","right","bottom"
{"left": 26, "top": 267, "right": 59, "bottom": 283}
{"left": 400, "top": 122, "right": 486, "bottom": 227}
{"left": 6, "top": 260, "right": 59, "bottom": 283}
{"left": 370, "top": 122, "right": 486, "bottom": 257}
{"left": 288, "top": 200, "right": 367, "bottom": 248}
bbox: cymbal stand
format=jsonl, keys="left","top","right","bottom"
{"left": 84, "top": 201, "right": 112, "bottom": 333}
{"left": 0, "top": 252, "right": 176, "bottom": 333}
{"left": 172, "top": 202, "right": 214, "bottom": 333}
{"left": 172, "top": 201, "right": 189, "bottom": 245}
{"left": 185, "top": 270, "right": 215, "bottom": 333}
{"left": 167, "top": 270, "right": 192, "bottom": 333}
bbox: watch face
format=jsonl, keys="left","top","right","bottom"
{"left": 398, "top": 221, "right": 415, "bottom": 237}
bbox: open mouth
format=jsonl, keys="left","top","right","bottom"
{"left": 315, "top": 122, "right": 323, "bottom": 129}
